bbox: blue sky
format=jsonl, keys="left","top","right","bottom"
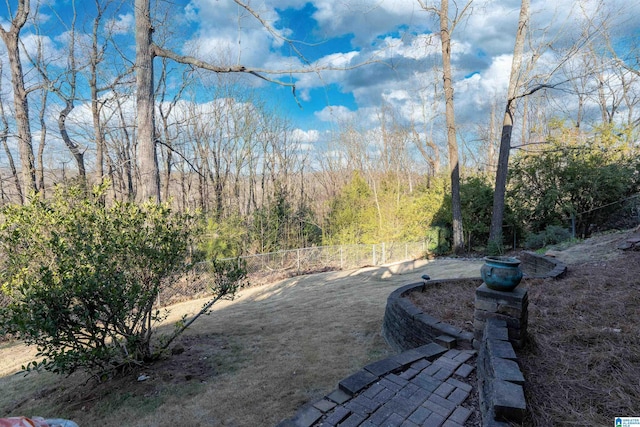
{"left": 1, "top": 0, "right": 640, "bottom": 164}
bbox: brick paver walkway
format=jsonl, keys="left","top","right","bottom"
{"left": 278, "top": 343, "right": 478, "bottom": 427}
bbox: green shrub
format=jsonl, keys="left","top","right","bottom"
{"left": 524, "top": 225, "right": 572, "bottom": 249}
{"left": 0, "top": 183, "right": 244, "bottom": 377}
{"left": 508, "top": 123, "right": 640, "bottom": 236}
{"left": 487, "top": 236, "right": 505, "bottom": 256}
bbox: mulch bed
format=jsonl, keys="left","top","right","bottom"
{"left": 406, "top": 278, "right": 479, "bottom": 332}
{"left": 405, "top": 250, "right": 640, "bottom": 426}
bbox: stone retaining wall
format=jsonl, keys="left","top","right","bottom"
{"left": 477, "top": 318, "right": 526, "bottom": 425}
{"left": 382, "top": 253, "right": 566, "bottom": 355}
{"left": 381, "top": 279, "right": 479, "bottom": 352}
{"left": 519, "top": 251, "right": 567, "bottom": 278}
{"left": 382, "top": 252, "right": 567, "bottom": 426}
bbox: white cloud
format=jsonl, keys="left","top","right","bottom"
{"left": 106, "top": 13, "right": 134, "bottom": 35}
{"left": 292, "top": 129, "right": 320, "bottom": 144}
{"left": 315, "top": 105, "right": 357, "bottom": 123}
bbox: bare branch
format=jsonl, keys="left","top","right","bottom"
{"left": 155, "top": 138, "right": 205, "bottom": 179}
{"left": 151, "top": 44, "right": 294, "bottom": 87}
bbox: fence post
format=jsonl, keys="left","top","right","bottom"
{"left": 382, "top": 242, "right": 386, "bottom": 264}
{"left": 297, "top": 249, "right": 301, "bottom": 274}
{"left": 373, "top": 244, "right": 377, "bottom": 266}
{"left": 340, "top": 246, "right": 344, "bottom": 270}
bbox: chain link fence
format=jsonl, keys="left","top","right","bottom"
{"left": 0, "top": 241, "right": 432, "bottom": 313}
{"left": 219, "top": 241, "right": 430, "bottom": 287}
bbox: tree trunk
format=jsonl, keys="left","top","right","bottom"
{"left": 488, "top": 0, "right": 529, "bottom": 248}
{"left": 439, "top": 0, "right": 464, "bottom": 254}
{"left": 135, "top": 0, "right": 160, "bottom": 202}
{"left": 37, "top": 91, "right": 47, "bottom": 195}
{"left": 58, "top": 100, "right": 86, "bottom": 181}
{"left": 0, "top": 65, "right": 23, "bottom": 204}
{"left": 0, "top": 0, "right": 37, "bottom": 197}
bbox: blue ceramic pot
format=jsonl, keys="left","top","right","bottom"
{"left": 481, "top": 256, "right": 523, "bottom": 291}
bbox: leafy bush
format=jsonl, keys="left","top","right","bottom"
{"left": 509, "top": 123, "right": 640, "bottom": 237}
{"left": 0, "top": 184, "right": 244, "bottom": 377}
{"left": 524, "top": 225, "right": 572, "bottom": 249}
{"left": 433, "top": 176, "right": 520, "bottom": 252}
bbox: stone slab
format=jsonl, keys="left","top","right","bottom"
{"left": 487, "top": 339, "right": 517, "bottom": 360}
{"left": 326, "top": 388, "right": 351, "bottom": 404}
{"left": 449, "top": 406, "right": 472, "bottom": 424}
{"left": 289, "top": 405, "right": 323, "bottom": 427}
{"left": 408, "top": 406, "right": 433, "bottom": 424}
{"left": 474, "top": 297, "right": 498, "bottom": 312}
{"left": 337, "top": 413, "right": 366, "bottom": 427}
{"left": 414, "top": 342, "right": 448, "bottom": 360}
{"left": 364, "top": 357, "right": 402, "bottom": 377}
{"left": 312, "top": 398, "right": 337, "bottom": 413}
{"left": 491, "top": 357, "right": 525, "bottom": 385}
{"left": 436, "top": 335, "right": 457, "bottom": 349}
{"left": 323, "top": 405, "right": 351, "bottom": 425}
{"left": 454, "top": 363, "right": 474, "bottom": 378}
{"left": 391, "top": 348, "right": 430, "bottom": 368}
{"left": 476, "top": 283, "right": 528, "bottom": 305}
{"left": 339, "top": 370, "right": 378, "bottom": 395}
{"left": 492, "top": 378, "right": 526, "bottom": 422}
{"left": 475, "top": 310, "right": 525, "bottom": 329}
{"left": 484, "top": 318, "right": 509, "bottom": 341}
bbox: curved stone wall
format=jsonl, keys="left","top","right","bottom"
{"left": 519, "top": 251, "right": 567, "bottom": 278}
{"left": 381, "top": 278, "right": 480, "bottom": 352}
{"left": 382, "top": 252, "right": 566, "bottom": 353}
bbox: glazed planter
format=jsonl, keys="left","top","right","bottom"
{"left": 481, "top": 256, "right": 523, "bottom": 292}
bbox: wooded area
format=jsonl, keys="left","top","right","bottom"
{"left": 0, "top": 0, "right": 638, "bottom": 254}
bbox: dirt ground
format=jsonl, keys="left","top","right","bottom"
{"left": 0, "top": 258, "right": 483, "bottom": 426}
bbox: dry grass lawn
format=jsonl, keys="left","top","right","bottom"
{"left": 0, "top": 258, "right": 482, "bottom": 426}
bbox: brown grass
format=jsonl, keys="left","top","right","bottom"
{"left": 0, "top": 258, "right": 482, "bottom": 426}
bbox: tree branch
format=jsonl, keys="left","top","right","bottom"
{"left": 155, "top": 138, "right": 205, "bottom": 179}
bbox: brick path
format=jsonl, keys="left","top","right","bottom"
{"left": 278, "top": 343, "right": 478, "bottom": 427}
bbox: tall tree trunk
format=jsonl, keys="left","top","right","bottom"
{"left": 135, "top": 0, "right": 160, "bottom": 202}
{"left": 0, "top": 64, "right": 23, "bottom": 203}
{"left": 37, "top": 91, "right": 47, "bottom": 195}
{"left": 488, "top": 0, "right": 529, "bottom": 248}
{"left": 439, "top": 0, "right": 464, "bottom": 254}
{"left": 59, "top": 100, "right": 86, "bottom": 181}
{"left": 0, "top": 0, "right": 37, "bottom": 197}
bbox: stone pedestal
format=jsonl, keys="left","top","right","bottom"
{"left": 473, "top": 283, "right": 528, "bottom": 349}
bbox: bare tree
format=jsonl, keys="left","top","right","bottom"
{"left": 488, "top": 0, "right": 529, "bottom": 247}
{"left": 418, "top": 0, "right": 472, "bottom": 254}
{"left": 0, "top": 63, "right": 22, "bottom": 203}
{"left": 0, "top": 0, "right": 37, "bottom": 196}
{"left": 134, "top": 0, "right": 373, "bottom": 203}
{"left": 411, "top": 77, "right": 442, "bottom": 181}
{"left": 31, "top": 0, "right": 87, "bottom": 183}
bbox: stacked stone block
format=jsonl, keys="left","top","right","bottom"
{"left": 477, "top": 318, "right": 527, "bottom": 425}
{"left": 473, "top": 283, "right": 528, "bottom": 349}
